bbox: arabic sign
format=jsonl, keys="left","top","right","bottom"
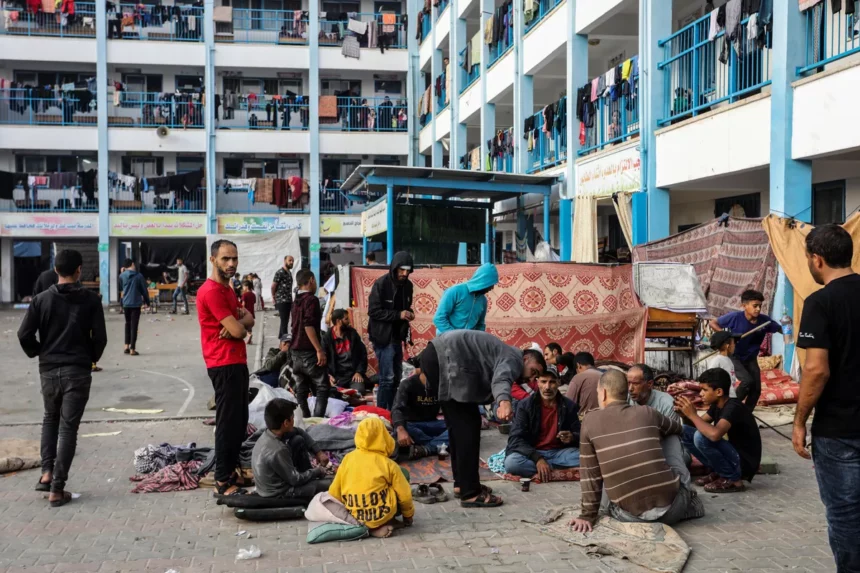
{"left": 573, "top": 145, "right": 641, "bottom": 199}
{"left": 361, "top": 197, "right": 388, "bottom": 238}
{"left": 110, "top": 215, "right": 206, "bottom": 237}
{"left": 217, "top": 215, "right": 304, "bottom": 235}
{"left": 320, "top": 215, "right": 362, "bottom": 238}
{"left": 0, "top": 214, "right": 98, "bottom": 237}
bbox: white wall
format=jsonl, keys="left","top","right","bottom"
{"left": 108, "top": 127, "right": 206, "bottom": 152}
{"left": 669, "top": 188, "right": 771, "bottom": 234}
{"left": 219, "top": 131, "right": 310, "bottom": 154}
{"left": 108, "top": 41, "right": 205, "bottom": 67}
{"left": 217, "top": 45, "right": 310, "bottom": 69}
{"left": 419, "top": 122, "right": 433, "bottom": 153}
{"left": 435, "top": 107, "right": 451, "bottom": 139}
{"left": 655, "top": 96, "right": 771, "bottom": 188}
{"left": 0, "top": 37, "right": 96, "bottom": 64}
{"left": 794, "top": 62, "right": 860, "bottom": 160}
{"left": 320, "top": 132, "right": 409, "bottom": 155}
{"left": 458, "top": 79, "right": 482, "bottom": 123}
{"left": 319, "top": 47, "right": 408, "bottom": 71}
{"left": 575, "top": 0, "right": 626, "bottom": 34}
{"left": 435, "top": 7, "right": 451, "bottom": 49}
{"left": 486, "top": 50, "right": 514, "bottom": 101}
{"left": 0, "top": 126, "right": 98, "bottom": 151}
{"left": 523, "top": 1, "right": 567, "bottom": 76}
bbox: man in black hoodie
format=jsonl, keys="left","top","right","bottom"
{"left": 18, "top": 249, "right": 107, "bottom": 507}
{"left": 367, "top": 251, "right": 414, "bottom": 410}
{"left": 322, "top": 309, "right": 368, "bottom": 393}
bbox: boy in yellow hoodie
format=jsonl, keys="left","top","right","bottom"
{"left": 329, "top": 417, "right": 415, "bottom": 538}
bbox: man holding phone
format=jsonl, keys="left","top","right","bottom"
{"left": 504, "top": 370, "right": 581, "bottom": 482}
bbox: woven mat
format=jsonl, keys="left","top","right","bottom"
{"left": 399, "top": 457, "right": 500, "bottom": 485}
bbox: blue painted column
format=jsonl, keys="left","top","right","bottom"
{"left": 430, "top": 2, "right": 443, "bottom": 167}
{"left": 362, "top": 236, "right": 368, "bottom": 261}
{"left": 204, "top": 0, "right": 216, "bottom": 236}
{"left": 513, "top": 0, "right": 532, "bottom": 174}
{"left": 559, "top": 197, "right": 571, "bottom": 260}
{"left": 96, "top": 0, "right": 109, "bottom": 304}
{"left": 542, "top": 194, "right": 550, "bottom": 241}
{"left": 563, "top": 0, "right": 587, "bottom": 261}
{"left": 479, "top": 0, "right": 495, "bottom": 168}
{"left": 636, "top": 0, "right": 671, "bottom": 244}
{"left": 407, "top": 0, "right": 419, "bottom": 164}
{"left": 482, "top": 211, "right": 492, "bottom": 263}
{"left": 386, "top": 183, "right": 395, "bottom": 264}
{"left": 458, "top": 242, "right": 468, "bottom": 264}
{"left": 450, "top": 11, "right": 466, "bottom": 168}
{"left": 770, "top": 1, "right": 812, "bottom": 372}
{"left": 309, "top": 0, "right": 321, "bottom": 279}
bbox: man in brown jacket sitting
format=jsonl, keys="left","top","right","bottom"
{"left": 570, "top": 369, "right": 704, "bottom": 532}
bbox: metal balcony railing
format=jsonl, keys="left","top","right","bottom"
{"left": 320, "top": 97, "right": 408, "bottom": 132}
{"left": 435, "top": 0, "right": 449, "bottom": 21}
{"left": 578, "top": 81, "right": 639, "bottom": 157}
{"left": 218, "top": 95, "right": 309, "bottom": 130}
{"left": 0, "top": 1, "right": 96, "bottom": 38}
{"left": 526, "top": 110, "right": 567, "bottom": 174}
{"left": 218, "top": 8, "right": 308, "bottom": 44}
{"left": 488, "top": 19, "right": 513, "bottom": 67}
{"left": 109, "top": 91, "right": 204, "bottom": 128}
{"left": 799, "top": 0, "right": 860, "bottom": 75}
{"left": 0, "top": 94, "right": 95, "bottom": 126}
{"left": 108, "top": 4, "right": 204, "bottom": 41}
{"left": 1, "top": 186, "right": 98, "bottom": 212}
{"left": 216, "top": 185, "right": 308, "bottom": 214}
{"left": 524, "top": 0, "right": 564, "bottom": 33}
{"left": 319, "top": 12, "right": 406, "bottom": 49}
{"left": 110, "top": 185, "right": 206, "bottom": 213}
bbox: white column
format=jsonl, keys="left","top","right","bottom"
{"left": 1, "top": 238, "right": 13, "bottom": 303}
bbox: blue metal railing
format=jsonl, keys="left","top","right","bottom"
{"left": 420, "top": 108, "right": 433, "bottom": 127}
{"left": 489, "top": 128, "right": 515, "bottom": 173}
{"left": 524, "top": 0, "right": 564, "bottom": 33}
{"left": 319, "top": 12, "right": 406, "bottom": 49}
{"left": 0, "top": 1, "right": 96, "bottom": 37}
{"left": 658, "top": 13, "right": 771, "bottom": 126}
{"left": 219, "top": 9, "right": 308, "bottom": 44}
{"left": 2, "top": 186, "right": 98, "bottom": 212}
{"left": 321, "top": 180, "right": 351, "bottom": 213}
{"left": 526, "top": 110, "right": 567, "bottom": 174}
{"left": 420, "top": 12, "right": 431, "bottom": 42}
{"left": 109, "top": 4, "right": 204, "bottom": 41}
{"left": 578, "top": 82, "right": 640, "bottom": 157}
{"left": 799, "top": 1, "right": 860, "bottom": 75}
{"left": 110, "top": 186, "right": 206, "bottom": 213}
{"left": 218, "top": 95, "right": 309, "bottom": 130}
{"left": 459, "top": 46, "right": 480, "bottom": 94}
{"left": 110, "top": 91, "right": 204, "bottom": 128}
{"left": 1, "top": 95, "right": 95, "bottom": 126}
{"left": 488, "top": 16, "right": 513, "bottom": 67}
{"left": 435, "top": 0, "right": 449, "bottom": 21}
{"left": 437, "top": 86, "right": 448, "bottom": 111}
{"left": 216, "top": 185, "right": 308, "bottom": 214}
{"left": 319, "top": 96, "right": 408, "bottom": 131}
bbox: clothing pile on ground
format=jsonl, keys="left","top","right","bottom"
{"left": 575, "top": 57, "right": 638, "bottom": 146}
{"left": 523, "top": 95, "right": 567, "bottom": 156}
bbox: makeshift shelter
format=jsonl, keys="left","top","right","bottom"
{"left": 206, "top": 230, "right": 300, "bottom": 297}
{"left": 632, "top": 216, "right": 778, "bottom": 317}
{"left": 351, "top": 262, "right": 648, "bottom": 375}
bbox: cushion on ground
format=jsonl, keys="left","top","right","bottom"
{"left": 306, "top": 522, "right": 369, "bottom": 544}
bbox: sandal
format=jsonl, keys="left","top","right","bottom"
{"left": 454, "top": 484, "right": 492, "bottom": 499}
{"left": 694, "top": 472, "right": 719, "bottom": 487}
{"left": 129, "top": 350, "right": 139, "bottom": 356}
{"left": 703, "top": 478, "right": 745, "bottom": 493}
{"left": 35, "top": 478, "right": 51, "bottom": 492}
{"left": 412, "top": 484, "right": 437, "bottom": 504}
{"left": 91, "top": 364, "right": 103, "bottom": 372}
{"left": 123, "top": 348, "right": 130, "bottom": 355}
{"left": 49, "top": 491, "right": 73, "bottom": 508}
{"left": 213, "top": 482, "right": 247, "bottom": 498}
{"left": 428, "top": 483, "right": 448, "bottom": 503}
{"left": 460, "top": 491, "right": 503, "bottom": 508}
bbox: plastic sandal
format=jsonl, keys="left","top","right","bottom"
{"left": 460, "top": 491, "right": 503, "bottom": 508}
{"left": 703, "top": 478, "right": 745, "bottom": 493}
{"left": 694, "top": 472, "right": 719, "bottom": 487}
{"left": 213, "top": 482, "right": 247, "bottom": 498}
{"left": 49, "top": 491, "right": 73, "bottom": 508}
{"left": 454, "top": 484, "right": 492, "bottom": 499}
{"left": 428, "top": 483, "right": 448, "bottom": 503}
{"left": 412, "top": 484, "right": 437, "bottom": 504}
{"left": 35, "top": 479, "right": 51, "bottom": 492}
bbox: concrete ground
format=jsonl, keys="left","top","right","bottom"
{"left": 0, "top": 308, "right": 837, "bottom": 573}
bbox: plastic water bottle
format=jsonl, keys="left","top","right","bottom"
{"left": 372, "top": 386, "right": 378, "bottom": 405}
{"left": 781, "top": 309, "right": 793, "bottom": 345}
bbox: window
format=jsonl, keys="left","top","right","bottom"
{"left": 177, "top": 157, "right": 204, "bottom": 173}
{"left": 374, "top": 1, "right": 401, "bottom": 13}
{"left": 374, "top": 80, "right": 402, "bottom": 95}
{"left": 175, "top": 76, "right": 203, "bottom": 91}
{"left": 322, "top": 1, "right": 360, "bottom": 14}
{"left": 122, "top": 157, "right": 164, "bottom": 177}
{"left": 121, "top": 74, "right": 163, "bottom": 94}
{"left": 16, "top": 155, "right": 92, "bottom": 173}
{"left": 813, "top": 181, "right": 846, "bottom": 225}
{"left": 321, "top": 80, "right": 361, "bottom": 96}
{"left": 714, "top": 193, "right": 760, "bottom": 218}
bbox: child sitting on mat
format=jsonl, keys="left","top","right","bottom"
{"left": 328, "top": 417, "right": 415, "bottom": 538}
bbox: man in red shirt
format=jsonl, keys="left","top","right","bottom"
{"left": 196, "top": 240, "right": 255, "bottom": 497}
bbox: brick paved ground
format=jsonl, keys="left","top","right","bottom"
{"left": 0, "top": 309, "right": 836, "bottom": 573}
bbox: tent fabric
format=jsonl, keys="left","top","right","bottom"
{"left": 760, "top": 212, "right": 860, "bottom": 368}
{"left": 613, "top": 192, "right": 634, "bottom": 249}
{"left": 573, "top": 195, "right": 598, "bottom": 263}
{"left": 632, "top": 217, "right": 778, "bottom": 317}
{"left": 139, "top": 239, "right": 205, "bottom": 282}
{"left": 207, "top": 230, "right": 300, "bottom": 302}
{"left": 350, "top": 263, "right": 648, "bottom": 375}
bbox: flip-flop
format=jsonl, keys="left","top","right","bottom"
{"left": 704, "top": 478, "right": 745, "bottom": 493}
{"left": 454, "top": 484, "right": 492, "bottom": 499}
{"left": 213, "top": 482, "right": 247, "bottom": 498}
{"left": 412, "top": 484, "right": 437, "bottom": 504}
{"left": 460, "top": 491, "right": 503, "bottom": 508}
{"left": 49, "top": 491, "right": 73, "bottom": 508}
{"left": 35, "top": 479, "right": 51, "bottom": 492}
{"left": 694, "top": 472, "right": 719, "bottom": 487}
{"left": 428, "top": 483, "right": 448, "bottom": 503}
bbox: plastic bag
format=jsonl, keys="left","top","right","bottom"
{"left": 235, "top": 545, "right": 261, "bottom": 560}
{"left": 248, "top": 378, "right": 304, "bottom": 429}
{"left": 307, "top": 397, "right": 348, "bottom": 418}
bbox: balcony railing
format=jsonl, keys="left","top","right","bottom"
{"left": 218, "top": 95, "right": 309, "bottom": 130}
{"left": 488, "top": 21, "right": 513, "bottom": 67}
{"left": 437, "top": 86, "right": 448, "bottom": 111}
{"left": 321, "top": 180, "right": 352, "bottom": 213}
{"left": 658, "top": 13, "right": 771, "bottom": 126}
{"left": 217, "top": 185, "right": 308, "bottom": 214}
{"left": 320, "top": 97, "right": 408, "bottom": 132}
{"left": 217, "top": 8, "right": 308, "bottom": 44}
{"left": 526, "top": 110, "right": 567, "bottom": 174}
{"left": 420, "top": 12, "right": 431, "bottom": 42}
{"left": 2, "top": 186, "right": 98, "bottom": 212}
{"left": 108, "top": 91, "right": 204, "bottom": 128}
{"left": 319, "top": 12, "right": 406, "bottom": 49}
{"left": 799, "top": 1, "right": 860, "bottom": 76}
{"left": 489, "top": 128, "right": 514, "bottom": 173}
{"left": 110, "top": 186, "right": 206, "bottom": 213}
{"left": 524, "top": 0, "right": 564, "bottom": 33}
{"left": 0, "top": 1, "right": 96, "bottom": 38}
{"left": 579, "top": 82, "right": 639, "bottom": 157}
{"left": 436, "top": 0, "right": 449, "bottom": 21}
{"left": 0, "top": 94, "right": 96, "bottom": 126}
{"left": 108, "top": 4, "right": 204, "bottom": 41}
{"left": 459, "top": 46, "right": 480, "bottom": 94}
{"left": 420, "top": 108, "right": 433, "bottom": 127}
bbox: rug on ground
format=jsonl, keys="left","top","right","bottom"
{"left": 351, "top": 263, "right": 648, "bottom": 375}
{"left": 398, "top": 456, "right": 500, "bottom": 485}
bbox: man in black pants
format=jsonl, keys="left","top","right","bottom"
{"left": 119, "top": 259, "right": 150, "bottom": 356}
{"left": 421, "top": 330, "right": 546, "bottom": 508}
{"left": 197, "top": 240, "right": 255, "bottom": 497}
{"left": 271, "top": 255, "right": 295, "bottom": 338}
{"left": 18, "top": 249, "right": 107, "bottom": 507}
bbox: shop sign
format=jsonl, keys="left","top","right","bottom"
{"left": 573, "top": 145, "right": 641, "bottom": 199}
{"left": 217, "top": 215, "right": 304, "bottom": 234}
{"left": 110, "top": 215, "right": 206, "bottom": 237}
{"left": 320, "top": 215, "right": 361, "bottom": 238}
{"left": 361, "top": 197, "right": 388, "bottom": 238}
{"left": 0, "top": 214, "right": 97, "bottom": 237}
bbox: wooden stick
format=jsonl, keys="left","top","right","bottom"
{"left": 692, "top": 320, "right": 774, "bottom": 367}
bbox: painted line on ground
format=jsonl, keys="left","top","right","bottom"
{"left": 133, "top": 369, "right": 196, "bottom": 416}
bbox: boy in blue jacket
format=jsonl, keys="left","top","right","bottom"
{"left": 119, "top": 259, "right": 150, "bottom": 356}
{"left": 433, "top": 264, "right": 499, "bottom": 335}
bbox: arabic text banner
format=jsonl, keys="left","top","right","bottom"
{"left": 0, "top": 214, "right": 98, "bottom": 237}
{"left": 217, "top": 215, "right": 305, "bottom": 235}
{"left": 110, "top": 215, "right": 206, "bottom": 237}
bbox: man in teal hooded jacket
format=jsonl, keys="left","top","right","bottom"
{"left": 433, "top": 264, "right": 499, "bottom": 335}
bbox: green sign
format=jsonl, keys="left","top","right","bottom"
{"left": 98, "top": 243, "right": 109, "bottom": 252}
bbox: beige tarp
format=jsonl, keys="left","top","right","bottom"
{"left": 761, "top": 213, "right": 860, "bottom": 367}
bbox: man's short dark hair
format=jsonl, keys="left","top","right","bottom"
{"left": 556, "top": 352, "right": 575, "bottom": 371}
{"left": 538, "top": 369, "right": 559, "bottom": 382}
{"left": 211, "top": 239, "right": 237, "bottom": 257}
{"left": 242, "top": 280, "right": 253, "bottom": 289}
{"left": 176, "top": 257, "right": 183, "bottom": 263}
{"left": 331, "top": 309, "right": 348, "bottom": 324}
{"left": 264, "top": 398, "right": 297, "bottom": 430}
{"left": 545, "top": 342, "right": 562, "bottom": 355}
{"left": 296, "top": 269, "right": 315, "bottom": 287}
{"left": 523, "top": 349, "right": 548, "bottom": 373}
{"left": 740, "top": 289, "right": 764, "bottom": 304}
{"left": 366, "top": 252, "right": 376, "bottom": 262}
{"left": 123, "top": 258, "right": 134, "bottom": 268}
{"left": 629, "top": 363, "right": 654, "bottom": 382}
{"left": 806, "top": 224, "right": 853, "bottom": 269}
{"left": 574, "top": 352, "right": 595, "bottom": 368}
{"left": 55, "top": 249, "right": 83, "bottom": 278}
{"left": 699, "top": 368, "right": 731, "bottom": 396}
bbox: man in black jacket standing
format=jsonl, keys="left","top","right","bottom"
{"left": 367, "top": 251, "right": 414, "bottom": 410}
{"left": 18, "top": 249, "right": 107, "bottom": 507}
{"left": 322, "top": 309, "right": 368, "bottom": 393}
{"left": 504, "top": 370, "right": 581, "bottom": 481}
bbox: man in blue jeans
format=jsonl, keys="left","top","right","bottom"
{"left": 171, "top": 257, "right": 189, "bottom": 315}
{"left": 793, "top": 224, "right": 860, "bottom": 572}
{"left": 675, "top": 368, "right": 761, "bottom": 494}
{"left": 392, "top": 357, "right": 447, "bottom": 460}
{"left": 367, "top": 251, "right": 414, "bottom": 410}
{"left": 504, "top": 370, "right": 580, "bottom": 481}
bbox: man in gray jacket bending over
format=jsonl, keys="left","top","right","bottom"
{"left": 421, "top": 330, "right": 546, "bottom": 508}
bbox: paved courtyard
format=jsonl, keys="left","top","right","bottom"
{"left": 0, "top": 308, "right": 837, "bottom": 573}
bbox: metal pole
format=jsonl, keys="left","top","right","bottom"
{"left": 96, "top": 0, "right": 109, "bottom": 305}
{"left": 386, "top": 183, "right": 394, "bottom": 264}
{"left": 543, "top": 194, "right": 550, "bottom": 242}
